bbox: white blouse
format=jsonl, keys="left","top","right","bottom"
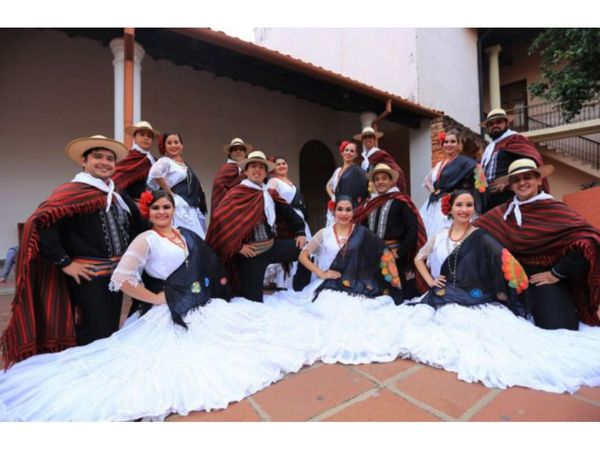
{"left": 147, "top": 157, "right": 188, "bottom": 190}
{"left": 416, "top": 227, "right": 477, "bottom": 278}
{"left": 326, "top": 167, "right": 342, "bottom": 195}
{"left": 109, "top": 230, "right": 188, "bottom": 292}
{"left": 303, "top": 225, "right": 345, "bottom": 271}
{"left": 267, "top": 177, "right": 297, "bottom": 204}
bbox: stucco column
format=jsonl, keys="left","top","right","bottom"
{"left": 485, "top": 44, "right": 502, "bottom": 110}
{"left": 360, "top": 112, "right": 377, "bottom": 130}
{"left": 109, "top": 38, "right": 145, "bottom": 142}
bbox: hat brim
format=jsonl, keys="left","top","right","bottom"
{"left": 65, "top": 137, "right": 129, "bottom": 163}
{"left": 495, "top": 164, "right": 555, "bottom": 186}
{"left": 223, "top": 143, "right": 254, "bottom": 154}
{"left": 353, "top": 130, "right": 384, "bottom": 141}
{"left": 125, "top": 125, "right": 161, "bottom": 138}
{"left": 237, "top": 157, "right": 276, "bottom": 173}
{"left": 368, "top": 167, "right": 399, "bottom": 184}
{"left": 480, "top": 114, "right": 515, "bottom": 128}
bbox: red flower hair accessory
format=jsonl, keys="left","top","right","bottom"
{"left": 338, "top": 140, "right": 351, "bottom": 155}
{"left": 438, "top": 131, "right": 446, "bottom": 145}
{"left": 327, "top": 199, "right": 336, "bottom": 212}
{"left": 138, "top": 191, "right": 155, "bottom": 219}
{"left": 440, "top": 193, "right": 452, "bottom": 216}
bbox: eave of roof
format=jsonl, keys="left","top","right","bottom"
{"left": 60, "top": 27, "right": 443, "bottom": 127}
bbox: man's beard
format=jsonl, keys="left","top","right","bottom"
{"left": 489, "top": 127, "right": 507, "bottom": 140}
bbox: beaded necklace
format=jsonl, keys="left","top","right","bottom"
{"left": 154, "top": 228, "right": 186, "bottom": 250}
{"left": 333, "top": 223, "right": 354, "bottom": 256}
{"left": 445, "top": 224, "right": 471, "bottom": 285}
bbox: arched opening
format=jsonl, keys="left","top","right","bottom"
{"left": 299, "top": 140, "right": 336, "bottom": 232}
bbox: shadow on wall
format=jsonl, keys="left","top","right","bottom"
{"left": 300, "top": 140, "right": 335, "bottom": 233}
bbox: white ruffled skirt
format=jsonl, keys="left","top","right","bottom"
{"left": 265, "top": 283, "right": 600, "bottom": 393}
{"left": 419, "top": 198, "right": 452, "bottom": 239}
{"left": 172, "top": 194, "right": 206, "bottom": 239}
{"left": 2, "top": 284, "right": 600, "bottom": 421}
{"left": 0, "top": 298, "right": 319, "bottom": 421}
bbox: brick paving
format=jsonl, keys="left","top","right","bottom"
{"left": 1, "top": 288, "right": 599, "bottom": 422}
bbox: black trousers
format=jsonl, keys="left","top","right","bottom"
{"left": 66, "top": 275, "right": 123, "bottom": 345}
{"left": 238, "top": 239, "right": 311, "bottom": 302}
{"left": 528, "top": 282, "right": 579, "bottom": 331}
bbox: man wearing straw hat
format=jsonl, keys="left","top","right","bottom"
{"left": 480, "top": 108, "right": 547, "bottom": 212}
{"left": 207, "top": 150, "right": 308, "bottom": 302}
{"left": 113, "top": 120, "right": 160, "bottom": 201}
{"left": 0, "top": 136, "right": 146, "bottom": 366}
{"left": 353, "top": 163, "right": 428, "bottom": 300}
{"left": 476, "top": 158, "right": 600, "bottom": 330}
{"left": 211, "top": 137, "right": 251, "bottom": 210}
{"left": 355, "top": 126, "right": 408, "bottom": 192}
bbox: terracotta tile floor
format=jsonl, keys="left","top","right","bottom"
{"left": 1, "top": 291, "right": 600, "bottom": 422}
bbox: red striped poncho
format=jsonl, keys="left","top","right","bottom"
{"left": 1, "top": 183, "right": 107, "bottom": 367}
{"left": 206, "top": 184, "right": 287, "bottom": 290}
{"left": 353, "top": 191, "right": 429, "bottom": 294}
{"left": 113, "top": 149, "right": 152, "bottom": 191}
{"left": 475, "top": 199, "right": 600, "bottom": 325}
{"left": 210, "top": 162, "right": 245, "bottom": 211}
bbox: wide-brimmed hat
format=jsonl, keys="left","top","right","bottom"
{"left": 223, "top": 137, "right": 253, "bottom": 154}
{"left": 65, "top": 135, "right": 129, "bottom": 163}
{"left": 368, "top": 163, "right": 399, "bottom": 184}
{"left": 353, "top": 126, "right": 384, "bottom": 141}
{"left": 495, "top": 158, "right": 554, "bottom": 186}
{"left": 480, "top": 108, "right": 515, "bottom": 127}
{"left": 237, "top": 150, "right": 276, "bottom": 172}
{"left": 125, "top": 120, "right": 161, "bottom": 137}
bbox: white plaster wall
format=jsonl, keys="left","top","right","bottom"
{"left": 409, "top": 122, "right": 434, "bottom": 207}
{"left": 416, "top": 28, "right": 480, "bottom": 130}
{"left": 0, "top": 29, "right": 113, "bottom": 257}
{"left": 140, "top": 55, "right": 352, "bottom": 207}
{"left": 256, "top": 28, "right": 420, "bottom": 101}
{"left": 0, "top": 29, "right": 365, "bottom": 256}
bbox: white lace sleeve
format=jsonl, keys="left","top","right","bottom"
{"left": 303, "top": 228, "right": 325, "bottom": 256}
{"left": 148, "top": 157, "right": 171, "bottom": 181}
{"left": 109, "top": 232, "right": 152, "bottom": 292}
{"left": 415, "top": 233, "right": 436, "bottom": 262}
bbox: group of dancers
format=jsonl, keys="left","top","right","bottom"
{"left": 1, "top": 112, "right": 600, "bottom": 421}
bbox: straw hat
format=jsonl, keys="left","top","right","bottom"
{"left": 237, "top": 150, "right": 276, "bottom": 172}
{"left": 223, "top": 137, "right": 253, "bottom": 154}
{"left": 480, "top": 108, "right": 514, "bottom": 127}
{"left": 494, "top": 158, "right": 554, "bottom": 186}
{"left": 353, "top": 126, "right": 384, "bottom": 141}
{"left": 368, "top": 163, "right": 399, "bottom": 184}
{"left": 125, "top": 121, "right": 161, "bottom": 137}
{"left": 65, "top": 135, "right": 129, "bottom": 163}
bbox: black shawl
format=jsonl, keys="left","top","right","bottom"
{"left": 313, "top": 225, "right": 403, "bottom": 303}
{"left": 141, "top": 227, "right": 231, "bottom": 328}
{"left": 172, "top": 166, "right": 208, "bottom": 214}
{"left": 418, "top": 229, "right": 528, "bottom": 317}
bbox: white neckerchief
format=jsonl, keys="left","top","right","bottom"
{"left": 241, "top": 179, "right": 276, "bottom": 227}
{"left": 370, "top": 186, "right": 400, "bottom": 199}
{"left": 503, "top": 191, "right": 554, "bottom": 227}
{"left": 72, "top": 172, "right": 131, "bottom": 214}
{"left": 481, "top": 129, "right": 517, "bottom": 168}
{"left": 360, "top": 146, "right": 380, "bottom": 171}
{"left": 132, "top": 143, "right": 156, "bottom": 164}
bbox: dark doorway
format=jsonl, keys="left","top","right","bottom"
{"left": 299, "top": 140, "right": 336, "bottom": 233}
